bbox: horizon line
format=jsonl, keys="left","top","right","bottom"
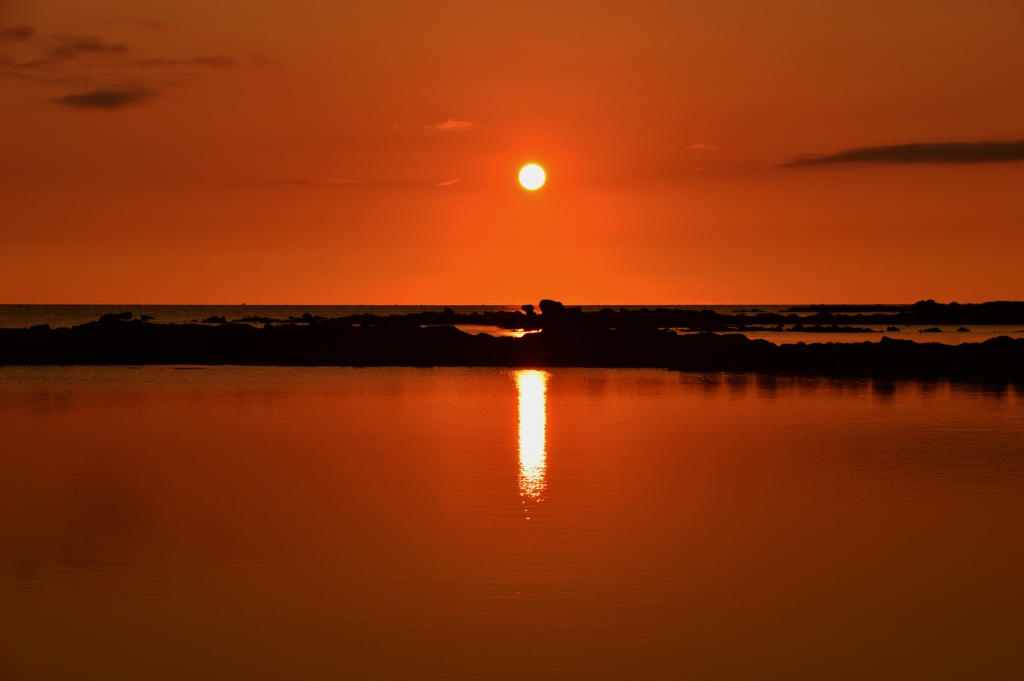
{"left": 0, "top": 301, "right": 1012, "bottom": 307}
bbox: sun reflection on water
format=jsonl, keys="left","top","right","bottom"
{"left": 515, "top": 370, "right": 548, "bottom": 511}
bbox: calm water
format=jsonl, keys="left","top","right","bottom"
{"left": 1, "top": 366, "right": 1023, "bottom": 680}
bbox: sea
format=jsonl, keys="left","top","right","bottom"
{"left": 1, "top": 365, "right": 1022, "bottom": 680}
{"left": 3, "top": 304, "right": 1023, "bottom": 345}
{"left": 3, "top": 303, "right": 1024, "bottom": 678}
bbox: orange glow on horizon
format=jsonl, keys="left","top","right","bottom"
{"left": 0, "top": 3, "right": 1022, "bottom": 303}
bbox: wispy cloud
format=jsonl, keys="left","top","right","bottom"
{"left": 130, "top": 19, "right": 172, "bottom": 33}
{"left": 293, "top": 178, "right": 362, "bottom": 185}
{"left": 425, "top": 118, "right": 476, "bottom": 131}
{"left": 688, "top": 142, "right": 716, "bottom": 150}
{"left": 49, "top": 34, "right": 129, "bottom": 59}
{"left": 1, "top": 26, "right": 35, "bottom": 41}
{"left": 131, "top": 56, "right": 234, "bottom": 68}
{"left": 0, "top": 55, "right": 51, "bottom": 71}
{"left": 0, "top": 24, "right": 254, "bottom": 109}
{"left": 55, "top": 87, "right": 155, "bottom": 109}
{"left": 784, "top": 139, "right": 1024, "bottom": 166}
{"left": 435, "top": 178, "right": 461, "bottom": 186}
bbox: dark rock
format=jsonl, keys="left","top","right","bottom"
{"left": 12, "top": 298, "right": 1021, "bottom": 382}
{"left": 140, "top": 314, "right": 155, "bottom": 321}
{"left": 118, "top": 299, "right": 1024, "bottom": 339}
{"left": 920, "top": 327, "right": 942, "bottom": 333}
{"left": 957, "top": 327, "right": 970, "bottom": 332}
{"left": 784, "top": 301, "right": 1024, "bottom": 325}
{"left": 1, "top": 319, "right": 1021, "bottom": 383}
{"left": 285, "top": 313, "right": 326, "bottom": 324}
{"left": 539, "top": 299, "right": 565, "bottom": 316}
{"left": 237, "top": 316, "right": 281, "bottom": 324}
{"left": 99, "top": 311, "right": 132, "bottom": 322}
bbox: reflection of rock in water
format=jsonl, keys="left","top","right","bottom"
{"left": 515, "top": 370, "right": 548, "bottom": 518}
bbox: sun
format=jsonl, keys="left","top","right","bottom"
{"left": 518, "top": 164, "right": 546, "bottom": 190}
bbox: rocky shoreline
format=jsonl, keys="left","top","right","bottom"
{"left": 2, "top": 300, "right": 1023, "bottom": 383}
{"left": 147, "top": 298, "right": 1024, "bottom": 332}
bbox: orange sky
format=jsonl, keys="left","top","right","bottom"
{"left": 1, "top": 0, "right": 1023, "bottom": 304}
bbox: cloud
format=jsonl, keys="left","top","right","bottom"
{"left": 0, "top": 55, "right": 50, "bottom": 71}
{"left": 4, "top": 25, "right": 252, "bottom": 106}
{"left": 191, "top": 56, "right": 234, "bottom": 68}
{"left": 132, "top": 56, "right": 234, "bottom": 68}
{"left": 688, "top": 142, "right": 716, "bottom": 150}
{"left": 49, "top": 34, "right": 129, "bottom": 59}
{"left": 425, "top": 118, "right": 476, "bottom": 131}
{"left": 293, "top": 178, "right": 361, "bottom": 185}
{"left": 784, "top": 139, "right": 1024, "bottom": 166}
{"left": 1, "top": 26, "right": 35, "bottom": 41}
{"left": 130, "top": 19, "right": 172, "bottom": 32}
{"left": 435, "top": 178, "right": 461, "bottom": 186}
{"left": 55, "top": 87, "right": 155, "bottom": 109}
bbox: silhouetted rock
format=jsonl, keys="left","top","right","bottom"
{"left": 237, "top": 316, "right": 281, "bottom": 324}
{"left": 920, "top": 327, "right": 942, "bottom": 333}
{"left": 8, "top": 298, "right": 1022, "bottom": 382}
{"left": 796, "top": 324, "right": 875, "bottom": 333}
{"left": 786, "top": 304, "right": 906, "bottom": 313}
{"left": 99, "top": 311, "right": 132, "bottom": 322}
{"left": 284, "top": 313, "right": 327, "bottom": 324}
{"left": 539, "top": 299, "right": 565, "bottom": 316}
{"left": 782, "top": 301, "right": 1024, "bottom": 325}
{"left": 241, "top": 299, "right": 1024, "bottom": 334}
{"left": 1, "top": 320, "right": 1021, "bottom": 383}
{"left": 140, "top": 315, "right": 155, "bottom": 321}
{"left": 957, "top": 327, "right": 970, "bottom": 332}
